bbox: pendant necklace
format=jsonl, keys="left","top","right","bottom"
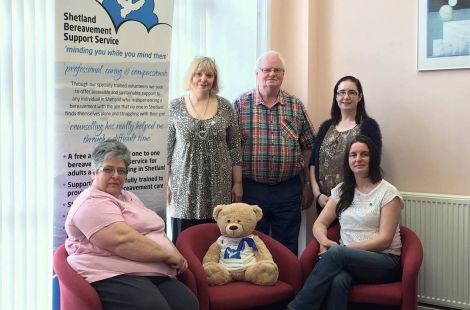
{"left": 188, "top": 93, "right": 210, "bottom": 140}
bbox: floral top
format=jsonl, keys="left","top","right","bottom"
{"left": 167, "top": 95, "right": 242, "bottom": 219}
{"left": 318, "top": 124, "right": 360, "bottom": 196}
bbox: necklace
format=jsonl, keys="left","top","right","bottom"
{"left": 188, "top": 93, "right": 210, "bottom": 140}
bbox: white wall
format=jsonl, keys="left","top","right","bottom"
{"left": 269, "top": 0, "right": 470, "bottom": 244}
{"left": 271, "top": 0, "right": 470, "bottom": 196}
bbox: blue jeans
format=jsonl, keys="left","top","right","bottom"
{"left": 288, "top": 245, "right": 401, "bottom": 310}
{"left": 242, "top": 176, "right": 302, "bottom": 255}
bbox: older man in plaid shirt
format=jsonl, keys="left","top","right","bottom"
{"left": 233, "top": 51, "right": 315, "bottom": 255}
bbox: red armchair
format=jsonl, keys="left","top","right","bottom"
{"left": 176, "top": 223, "right": 303, "bottom": 310}
{"left": 299, "top": 224, "right": 423, "bottom": 310}
{"left": 53, "top": 244, "right": 102, "bottom": 310}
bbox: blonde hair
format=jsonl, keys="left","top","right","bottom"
{"left": 184, "top": 57, "right": 220, "bottom": 94}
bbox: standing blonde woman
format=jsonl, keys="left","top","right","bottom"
{"left": 167, "top": 57, "right": 242, "bottom": 242}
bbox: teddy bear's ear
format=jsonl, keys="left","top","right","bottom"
{"left": 213, "top": 204, "right": 225, "bottom": 220}
{"left": 251, "top": 205, "right": 263, "bottom": 221}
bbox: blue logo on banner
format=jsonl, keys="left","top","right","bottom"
{"left": 99, "top": 0, "right": 159, "bottom": 32}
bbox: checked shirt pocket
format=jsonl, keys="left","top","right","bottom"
{"left": 280, "top": 118, "right": 299, "bottom": 146}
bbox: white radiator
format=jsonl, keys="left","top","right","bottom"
{"left": 401, "top": 192, "right": 470, "bottom": 310}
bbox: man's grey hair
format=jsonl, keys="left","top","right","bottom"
{"left": 255, "top": 50, "right": 286, "bottom": 71}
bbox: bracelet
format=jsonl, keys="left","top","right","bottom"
{"left": 315, "top": 194, "right": 322, "bottom": 205}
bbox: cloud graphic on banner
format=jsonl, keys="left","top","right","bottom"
{"left": 99, "top": 0, "right": 159, "bottom": 32}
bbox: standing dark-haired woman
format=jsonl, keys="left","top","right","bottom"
{"left": 310, "top": 76, "right": 382, "bottom": 216}
{"left": 288, "top": 135, "right": 403, "bottom": 310}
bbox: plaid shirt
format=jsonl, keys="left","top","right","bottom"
{"left": 233, "top": 89, "right": 315, "bottom": 184}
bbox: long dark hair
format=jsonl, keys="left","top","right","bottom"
{"left": 336, "top": 135, "right": 382, "bottom": 216}
{"left": 331, "top": 76, "right": 368, "bottom": 125}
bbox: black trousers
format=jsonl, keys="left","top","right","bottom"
{"left": 91, "top": 275, "right": 198, "bottom": 310}
{"left": 242, "top": 176, "right": 302, "bottom": 255}
{"left": 171, "top": 217, "right": 215, "bottom": 243}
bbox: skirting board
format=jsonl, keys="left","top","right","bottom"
{"left": 419, "top": 303, "right": 463, "bottom": 310}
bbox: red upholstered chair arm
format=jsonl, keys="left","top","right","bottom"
{"left": 254, "top": 230, "right": 303, "bottom": 292}
{"left": 53, "top": 244, "right": 102, "bottom": 310}
{"left": 299, "top": 237, "right": 321, "bottom": 282}
{"left": 176, "top": 237, "right": 211, "bottom": 310}
{"left": 300, "top": 223, "right": 341, "bottom": 281}
{"left": 326, "top": 223, "right": 341, "bottom": 242}
{"left": 176, "top": 224, "right": 221, "bottom": 310}
{"left": 399, "top": 226, "right": 423, "bottom": 310}
{"left": 177, "top": 268, "right": 198, "bottom": 297}
{"left": 177, "top": 240, "right": 210, "bottom": 288}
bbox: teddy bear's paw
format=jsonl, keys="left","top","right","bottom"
{"left": 203, "top": 262, "right": 232, "bottom": 286}
{"left": 245, "top": 261, "right": 279, "bottom": 285}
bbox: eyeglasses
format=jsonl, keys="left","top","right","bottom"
{"left": 97, "top": 166, "right": 128, "bottom": 176}
{"left": 336, "top": 90, "right": 359, "bottom": 97}
{"left": 258, "top": 67, "right": 285, "bottom": 74}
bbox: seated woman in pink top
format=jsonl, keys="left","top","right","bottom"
{"left": 65, "top": 139, "right": 198, "bottom": 310}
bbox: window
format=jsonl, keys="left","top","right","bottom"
{"left": 170, "top": 0, "right": 268, "bottom": 102}
{"left": 167, "top": 0, "right": 268, "bottom": 240}
{"left": 0, "top": 0, "right": 55, "bottom": 309}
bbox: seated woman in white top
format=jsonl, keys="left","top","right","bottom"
{"left": 288, "top": 134, "right": 404, "bottom": 310}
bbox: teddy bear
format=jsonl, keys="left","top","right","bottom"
{"left": 202, "top": 203, "right": 279, "bottom": 286}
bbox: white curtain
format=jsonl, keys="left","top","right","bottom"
{"left": 0, "top": 0, "right": 54, "bottom": 309}
{"left": 169, "top": 0, "right": 268, "bottom": 102}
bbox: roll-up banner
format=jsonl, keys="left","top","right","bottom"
{"left": 54, "top": 0, "right": 174, "bottom": 250}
